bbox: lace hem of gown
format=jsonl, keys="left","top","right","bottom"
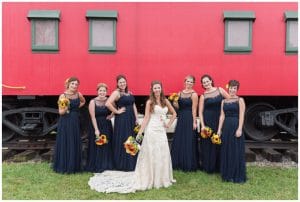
{"left": 88, "top": 171, "right": 176, "bottom": 194}
{"left": 88, "top": 171, "right": 136, "bottom": 193}
{"left": 88, "top": 170, "right": 176, "bottom": 193}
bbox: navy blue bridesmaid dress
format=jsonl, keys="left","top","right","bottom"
{"left": 220, "top": 98, "right": 246, "bottom": 183}
{"left": 171, "top": 92, "right": 199, "bottom": 171}
{"left": 200, "top": 88, "right": 223, "bottom": 173}
{"left": 113, "top": 92, "right": 137, "bottom": 171}
{"left": 53, "top": 94, "right": 82, "bottom": 174}
{"left": 86, "top": 98, "right": 114, "bottom": 172}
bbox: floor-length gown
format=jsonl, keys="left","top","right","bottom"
{"left": 53, "top": 94, "right": 82, "bottom": 173}
{"left": 88, "top": 105, "right": 175, "bottom": 193}
{"left": 85, "top": 98, "right": 114, "bottom": 172}
{"left": 113, "top": 92, "right": 137, "bottom": 171}
{"left": 220, "top": 98, "right": 246, "bottom": 183}
{"left": 171, "top": 92, "right": 199, "bottom": 171}
{"left": 200, "top": 88, "right": 223, "bottom": 173}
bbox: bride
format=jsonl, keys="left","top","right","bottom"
{"left": 88, "top": 80, "right": 177, "bottom": 193}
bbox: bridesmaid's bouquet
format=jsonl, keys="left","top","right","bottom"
{"left": 200, "top": 126, "right": 213, "bottom": 138}
{"left": 57, "top": 97, "right": 70, "bottom": 113}
{"left": 168, "top": 93, "right": 179, "bottom": 102}
{"left": 95, "top": 134, "right": 108, "bottom": 146}
{"left": 211, "top": 133, "right": 222, "bottom": 145}
{"left": 124, "top": 136, "right": 140, "bottom": 156}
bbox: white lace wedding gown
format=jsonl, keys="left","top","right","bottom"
{"left": 88, "top": 105, "right": 176, "bottom": 193}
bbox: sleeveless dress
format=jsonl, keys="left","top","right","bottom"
{"left": 85, "top": 98, "right": 114, "bottom": 172}
{"left": 113, "top": 92, "right": 137, "bottom": 171}
{"left": 200, "top": 88, "right": 223, "bottom": 173}
{"left": 88, "top": 105, "right": 175, "bottom": 193}
{"left": 220, "top": 98, "right": 246, "bottom": 183}
{"left": 171, "top": 92, "right": 199, "bottom": 171}
{"left": 53, "top": 94, "right": 82, "bottom": 173}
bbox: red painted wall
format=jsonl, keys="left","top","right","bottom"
{"left": 2, "top": 2, "right": 298, "bottom": 96}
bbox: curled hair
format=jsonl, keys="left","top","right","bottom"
{"left": 228, "top": 80, "right": 240, "bottom": 90}
{"left": 96, "top": 83, "right": 108, "bottom": 91}
{"left": 200, "top": 74, "right": 214, "bottom": 88}
{"left": 185, "top": 75, "right": 195, "bottom": 83}
{"left": 149, "top": 80, "right": 167, "bottom": 113}
{"left": 65, "top": 76, "right": 80, "bottom": 89}
{"left": 116, "top": 74, "right": 128, "bottom": 93}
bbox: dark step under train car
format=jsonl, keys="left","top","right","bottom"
{"left": 2, "top": 2, "right": 297, "bottom": 148}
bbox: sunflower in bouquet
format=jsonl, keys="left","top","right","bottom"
{"left": 95, "top": 134, "right": 108, "bottom": 146}
{"left": 134, "top": 124, "right": 144, "bottom": 143}
{"left": 57, "top": 97, "right": 70, "bottom": 113}
{"left": 211, "top": 133, "right": 221, "bottom": 145}
{"left": 168, "top": 93, "right": 179, "bottom": 102}
{"left": 133, "top": 124, "right": 141, "bottom": 134}
{"left": 124, "top": 136, "right": 140, "bottom": 156}
{"left": 200, "top": 126, "right": 213, "bottom": 138}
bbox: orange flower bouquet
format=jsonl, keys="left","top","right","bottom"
{"left": 95, "top": 134, "right": 108, "bottom": 146}
{"left": 200, "top": 126, "right": 213, "bottom": 138}
{"left": 124, "top": 136, "right": 140, "bottom": 156}
{"left": 168, "top": 93, "right": 179, "bottom": 102}
{"left": 57, "top": 97, "right": 70, "bottom": 113}
{"left": 211, "top": 133, "right": 222, "bottom": 145}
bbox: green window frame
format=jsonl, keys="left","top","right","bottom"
{"left": 284, "top": 11, "right": 298, "bottom": 53}
{"left": 224, "top": 11, "right": 256, "bottom": 53}
{"left": 86, "top": 10, "right": 118, "bottom": 53}
{"left": 27, "top": 10, "right": 60, "bottom": 52}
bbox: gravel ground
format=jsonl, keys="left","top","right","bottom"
{"left": 247, "top": 154, "right": 298, "bottom": 168}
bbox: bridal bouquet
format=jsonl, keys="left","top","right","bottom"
{"left": 57, "top": 97, "right": 70, "bottom": 113}
{"left": 95, "top": 134, "right": 108, "bottom": 146}
{"left": 168, "top": 93, "right": 179, "bottom": 102}
{"left": 200, "top": 126, "right": 213, "bottom": 138}
{"left": 211, "top": 133, "right": 221, "bottom": 145}
{"left": 124, "top": 136, "right": 140, "bottom": 156}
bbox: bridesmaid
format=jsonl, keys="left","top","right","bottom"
{"left": 198, "top": 74, "right": 229, "bottom": 173}
{"left": 53, "top": 77, "right": 86, "bottom": 174}
{"left": 105, "top": 74, "right": 139, "bottom": 171}
{"left": 171, "top": 75, "right": 199, "bottom": 171}
{"left": 217, "top": 80, "right": 246, "bottom": 183}
{"left": 86, "top": 83, "right": 114, "bottom": 172}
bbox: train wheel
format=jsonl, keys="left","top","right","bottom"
{"left": 244, "top": 103, "right": 278, "bottom": 141}
{"left": 2, "top": 104, "right": 20, "bottom": 142}
{"left": 277, "top": 112, "right": 298, "bottom": 137}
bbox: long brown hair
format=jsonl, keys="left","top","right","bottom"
{"left": 149, "top": 80, "right": 167, "bottom": 113}
{"left": 116, "top": 74, "right": 128, "bottom": 93}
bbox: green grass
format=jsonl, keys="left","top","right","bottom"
{"left": 2, "top": 162, "right": 298, "bottom": 200}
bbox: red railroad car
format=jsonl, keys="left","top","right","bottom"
{"left": 2, "top": 2, "right": 298, "bottom": 145}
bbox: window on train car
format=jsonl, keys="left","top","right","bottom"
{"left": 223, "top": 11, "right": 255, "bottom": 53}
{"left": 86, "top": 10, "right": 118, "bottom": 53}
{"left": 284, "top": 11, "right": 298, "bottom": 53}
{"left": 27, "top": 10, "right": 60, "bottom": 52}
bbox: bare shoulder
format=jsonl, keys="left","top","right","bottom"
{"left": 110, "top": 90, "right": 121, "bottom": 99}
{"left": 219, "top": 87, "right": 226, "bottom": 93}
{"left": 239, "top": 97, "right": 245, "bottom": 103}
{"left": 59, "top": 93, "right": 66, "bottom": 99}
{"left": 146, "top": 99, "right": 152, "bottom": 105}
{"left": 78, "top": 92, "right": 84, "bottom": 97}
{"left": 192, "top": 91, "right": 198, "bottom": 98}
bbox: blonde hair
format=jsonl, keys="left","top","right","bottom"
{"left": 185, "top": 75, "right": 195, "bottom": 83}
{"left": 97, "top": 83, "right": 108, "bottom": 91}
